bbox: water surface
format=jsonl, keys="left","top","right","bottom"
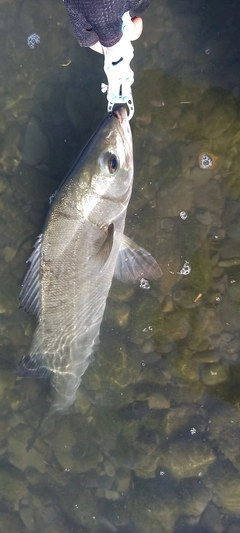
{"left": 1, "top": 0, "right": 240, "bottom": 531}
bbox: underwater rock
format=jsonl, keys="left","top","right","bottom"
{"left": 130, "top": 296, "right": 159, "bottom": 344}
{"left": 172, "top": 287, "right": 202, "bottom": 309}
{"left": 19, "top": 0, "right": 45, "bottom": 35}
{"left": 174, "top": 348, "right": 200, "bottom": 383}
{"left": 209, "top": 461, "right": 240, "bottom": 514}
{"left": 51, "top": 421, "right": 76, "bottom": 470}
{"left": 163, "top": 405, "right": 206, "bottom": 437}
{"left": 0, "top": 370, "right": 15, "bottom": 400}
{"left": 109, "top": 279, "right": 134, "bottom": 302}
{"left": 58, "top": 483, "right": 100, "bottom": 529}
{"left": 12, "top": 163, "right": 57, "bottom": 206}
{"left": 192, "top": 350, "right": 220, "bottom": 363}
{"left": 193, "top": 181, "right": 223, "bottom": 215}
{"left": 104, "top": 301, "right": 130, "bottom": 329}
{"left": 164, "top": 439, "right": 215, "bottom": 479}
{"left": 3, "top": 246, "right": 16, "bottom": 263}
{"left": 0, "top": 124, "right": 22, "bottom": 174}
{"left": 208, "top": 406, "right": 240, "bottom": 471}
{"left": 0, "top": 465, "right": 28, "bottom": 510}
{"left": 199, "top": 501, "right": 223, "bottom": 533}
{"left": 84, "top": 340, "right": 141, "bottom": 394}
{"left": 130, "top": 488, "right": 180, "bottom": 533}
{"left": 147, "top": 393, "right": 170, "bottom": 410}
{"left": 132, "top": 446, "right": 164, "bottom": 479}
{"left": 177, "top": 478, "right": 212, "bottom": 518}
{"left": 22, "top": 116, "right": 50, "bottom": 167}
{"left": 188, "top": 308, "right": 223, "bottom": 353}
{"left": 73, "top": 438, "right": 103, "bottom": 474}
{"left": 157, "top": 178, "right": 193, "bottom": 218}
{"left": 190, "top": 243, "right": 212, "bottom": 294}
{"left": 28, "top": 485, "right": 78, "bottom": 533}
{"left": 201, "top": 362, "right": 229, "bottom": 386}
{"left": 0, "top": 274, "right": 19, "bottom": 315}
{"left": 7, "top": 425, "right": 47, "bottom": 473}
{"left": 74, "top": 388, "right": 92, "bottom": 415}
{"left": 198, "top": 88, "right": 236, "bottom": 139}
{"left": 0, "top": 511, "right": 27, "bottom": 533}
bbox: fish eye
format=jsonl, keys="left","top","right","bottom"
{"left": 107, "top": 153, "right": 118, "bottom": 174}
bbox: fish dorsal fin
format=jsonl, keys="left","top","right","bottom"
{"left": 19, "top": 234, "right": 42, "bottom": 317}
{"left": 96, "top": 223, "right": 114, "bottom": 268}
{"left": 114, "top": 234, "right": 162, "bottom": 283}
{"left": 17, "top": 353, "right": 52, "bottom": 379}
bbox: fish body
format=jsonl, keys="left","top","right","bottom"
{"left": 18, "top": 107, "right": 161, "bottom": 417}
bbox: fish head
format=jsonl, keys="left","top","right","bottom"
{"left": 89, "top": 106, "right": 133, "bottom": 204}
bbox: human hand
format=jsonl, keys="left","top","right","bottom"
{"left": 90, "top": 17, "right": 143, "bottom": 56}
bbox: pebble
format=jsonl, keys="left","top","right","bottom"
{"left": 147, "top": 393, "right": 170, "bottom": 410}
{"left": 193, "top": 350, "right": 220, "bottom": 363}
{"left": 96, "top": 489, "right": 120, "bottom": 501}
{"left": 218, "top": 258, "right": 240, "bottom": 267}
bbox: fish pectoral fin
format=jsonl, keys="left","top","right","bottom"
{"left": 19, "top": 234, "right": 42, "bottom": 318}
{"left": 114, "top": 234, "right": 162, "bottom": 283}
{"left": 96, "top": 223, "right": 114, "bottom": 268}
{"left": 17, "top": 353, "right": 52, "bottom": 379}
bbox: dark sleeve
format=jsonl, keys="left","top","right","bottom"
{"left": 63, "top": 0, "right": 149, "bottom": 48}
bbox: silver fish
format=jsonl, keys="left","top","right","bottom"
{"left": 18, "top": 107, "right": 162, "bottom": 417}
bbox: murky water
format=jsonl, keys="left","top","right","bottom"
{"left": 1, "top": 0, "right": 240, "bottom": 531}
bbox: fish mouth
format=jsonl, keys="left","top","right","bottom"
{"left": 112, "top": 106, "right": 128, "bottom": 123}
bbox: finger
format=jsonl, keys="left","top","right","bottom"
{"left": 90, "top": 41, "right": 104, "bottom": 54}
{"left": 130, "top": 17, "right": 143, "bottom": 41}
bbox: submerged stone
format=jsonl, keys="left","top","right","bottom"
{"left": 177, "top": 478, "right": 212, "bottom": 518}
{"left": 22, "top": 116, "right": 50, "bottom": 167}
{"left": 164, "top": 439, "right": 215, "bottom": 478}
{"left": 0, "top": 465, "right": 28, "bottom": 510}
{"left": 208, "top": 406, "right": 240, "bottom": 471}
{"left": 130, "top": 489, "right": 180, "bottom": 533}
{"left": 7, "top": 425, "right": 47, "bottom": 474}
{"left": 189, "top": 243, "right": 213, "bottom": 294}
{"left": 209, "top": 461, "right": 240, "bottom": 514}
{"left": 200, "top": 502, "right": 223, "bottom": 533}
{"left": 201, "top": 362, "right": 229, "bottom": 386}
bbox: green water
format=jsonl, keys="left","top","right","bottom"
{"left": 1, "top": 0, "right": 240, "bottom": 531}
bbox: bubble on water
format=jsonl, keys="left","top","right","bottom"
{"left": 27, "top": 33, "right": 41, "bottom": 49}
{"left": 205, "top": 48, "right": 210, "bottom": 55}
{"left": 49, "top": 191, "right": 57, "bottom": 204}
{"left": 178, "top": 260, "right": 191, "bottom": 276}
{"left": 142, "top": 326, "right": 153, "bottom": 333}
{"left": 199, "top": 153, "right": 213, "bottom": 169}
{"left": 140, "top": 278, "right": 151, "bottom": 290}
{"left": 180, "top": 211, "right": 188, "bottom": 220}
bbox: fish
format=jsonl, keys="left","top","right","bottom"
{"left": 17, "top": 106, "right": 162, "bottom": 421}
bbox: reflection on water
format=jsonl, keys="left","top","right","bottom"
{"left": 1, "top": 0, "right": 240, "bottom": 530}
